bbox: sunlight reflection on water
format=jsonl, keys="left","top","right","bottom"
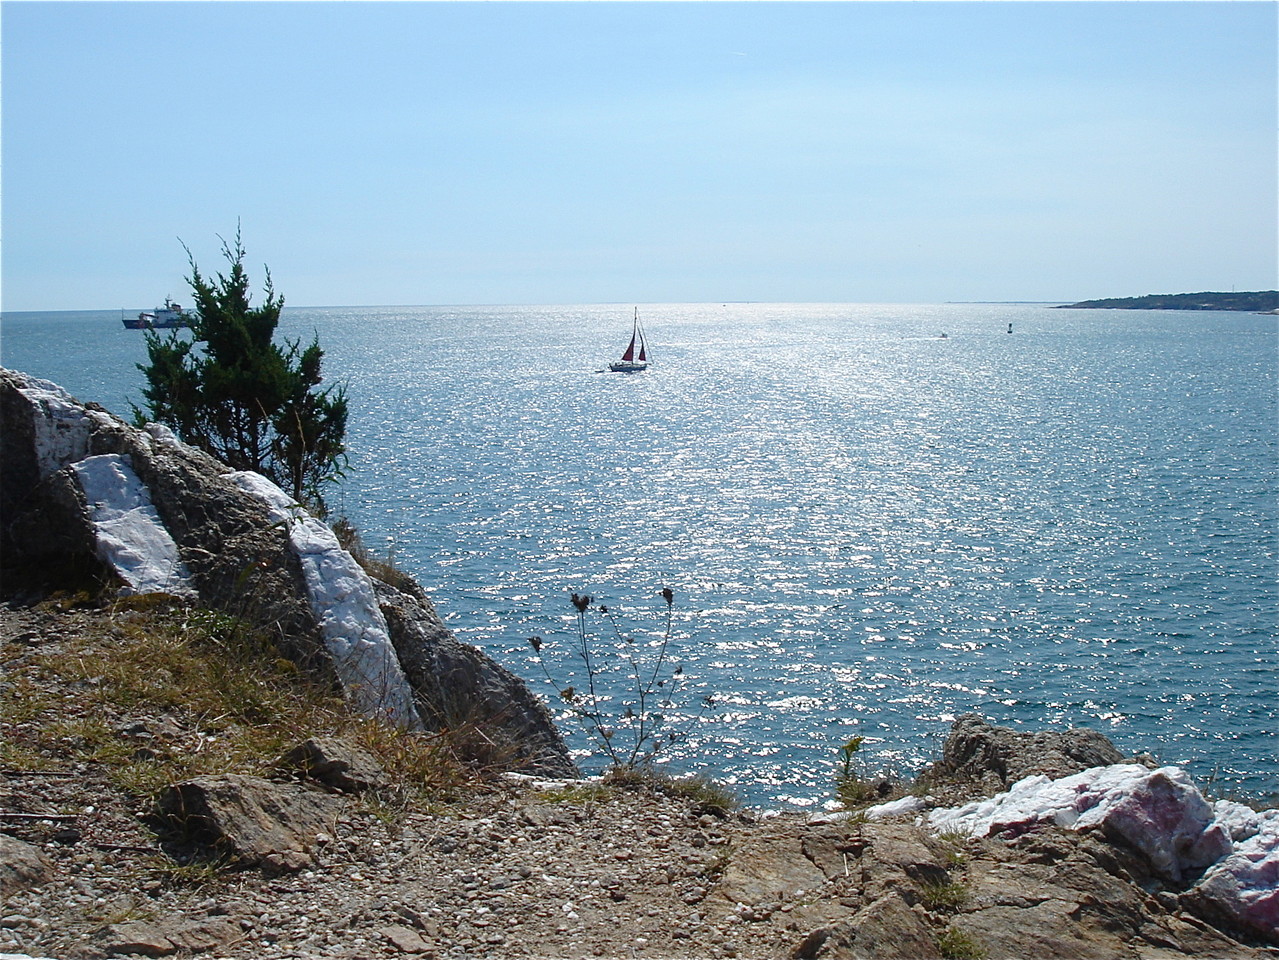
{"left": 4, "top": 302, "right": 1275, "bottom": 806}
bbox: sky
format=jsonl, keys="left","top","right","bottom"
{"left": 2, "top": 1, "right": 1276, "bottom": 311}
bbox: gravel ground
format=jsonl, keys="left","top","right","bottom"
{"left": 2, "top": 762, "right": 793, "bottom": 959}
{"left": 0, "top": 603, "right": 786, "bottom": 960}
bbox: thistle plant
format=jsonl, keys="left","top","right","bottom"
{"left": 528, "top": 587, "right": 713, "bottom": 770}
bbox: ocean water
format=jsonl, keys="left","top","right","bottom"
{"left": 3, "top": 302, "right": 1276, "bottom": 806}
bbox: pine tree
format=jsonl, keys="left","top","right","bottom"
{"left": 135, "top": 228, "right": 348, "bottom": 513}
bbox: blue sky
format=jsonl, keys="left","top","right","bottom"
{"left": 2, "top": 1, "right": 1276, "bottom": 310}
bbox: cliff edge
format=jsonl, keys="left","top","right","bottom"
{"left": 0, "top": 367, "right": 574, "bottom": 778}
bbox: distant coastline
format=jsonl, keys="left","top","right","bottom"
{"left": 1057, "top": 290, "right": 1278, "bottom": 312}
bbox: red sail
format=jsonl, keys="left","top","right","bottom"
{"left": 621, "top": 333, "right": 637, "bottom": 362}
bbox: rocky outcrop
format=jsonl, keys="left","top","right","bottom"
{"left": 919, "top": 722, "right": 1279, "bottom": 948}
{"left": 376, "top": 576, "right": 577, "bottom": 776}
{"left": 711, "top": 811, "right": 1272, "bottom": 959}
{"left": 922, "top": 712, "right": 1133, "bottom": 795}
{"left": 0, "top": 367, "right": 574, "bottom": 775}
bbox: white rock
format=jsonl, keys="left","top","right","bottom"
{"left": 927, "top": 764, "right": 1231, "bottom": 883}
{"left": 144, "top": 422, "right": 183, "bottom": 448}
{"left": 14, "top": 376, "right": 118, "bottom": 477}
{"left": 1213, "top": 799, "right": 1278, "bottom": 843}
{"left": 70, "top": 454, "right": 195, "bottom": 597}
{"left": 228, "top": 470, "right": 420, "bottom": 730}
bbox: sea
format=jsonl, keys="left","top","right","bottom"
{"left": 3, "top": 302, "right": 1276, "bottom": 807}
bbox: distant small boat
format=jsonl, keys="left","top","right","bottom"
{"left": 608, "top": 308, "right": 649, "bottom": 373}
{"left": 124, "top": 298, "right": 189, "bottom": 330}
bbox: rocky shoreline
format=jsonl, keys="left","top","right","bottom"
{"left": 2, "top": 367, "right": 1277, "bottom": 958}
{"left": 3, "top": 601, "right": 1277, "bottom": 960}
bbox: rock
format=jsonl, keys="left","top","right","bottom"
{"left": 380, "top": 923, "right": 437, "bottom": 954}
{"left": 375, "top": 577, "right": 575, "bottom": 776}
{"left": 1183, "top": 811, "right": 1279, "bottom": 944}
{"left": 714, "top": 827, "right": 828, "bottom": 909}
{"left": 926, "top": 755, "right": 1279, "bottom": 947}
{"left": 924, "top": 713, "right": 1128, "bottom": 793}
{"left": 794, "top": 893, "right": 939, "bottom": 959}
{"left": 954, "top": 828, "right": 1259, "bottom": 959}
{"left": 155, "top": 774, "right": 344, "bottom": 872}
{"left": 0, "top": 367, "right": 575, "bottom": 775}
{"left": 98, "top": 917, "right": 241, "bottom": 957}
{"left": 927, "top": 764, "right": 1231, "bottom": 884}
{"left": 227, "top": 469, "right": 420, "bottom": 728}
{"left": 278, "top": 737, "right": 389, "bottom": 794}
{"left": 0, "top": 835, "right": 53, "bottom": 896}
{"left": 1, "top": 368, "right": 328, "bottom": 658}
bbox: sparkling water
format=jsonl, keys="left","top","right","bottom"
{"left": 4, "top": 302, "right": 1275, "bottom": 806}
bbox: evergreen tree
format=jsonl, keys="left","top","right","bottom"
{"left": 135, "top": 229, "right": 348, "bottom": 512}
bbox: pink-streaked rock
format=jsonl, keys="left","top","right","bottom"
{"left": 928, "top": 763, "right": 1279, "bottom": 942}
{"left": 927, "top": 764, "right": 1230, "bottom": 883}
{"left": 1189, "top": 808, "right": 1279, "bottom": 943}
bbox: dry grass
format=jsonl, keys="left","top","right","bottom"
{"left": 0, "top": 594, "right": 477, "bottom": 808}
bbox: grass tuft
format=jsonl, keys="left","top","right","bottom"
{"left": 920, "top": 877, "right": 970, "bottom": 911}
{"left": 538, "top": 782, "right": 620, "bottom": 805}
{"left": 937, "top": 926, "right": 987, "bottom": 960}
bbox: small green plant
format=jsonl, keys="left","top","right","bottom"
{"left": 834, "top": 735, "right": 879, "bottom": 807}
{"left": 656, "top": 772, "right": 738, "bottom": 818}
{"left": 937, "top": 926, "right": 987, "bottom": 960}
{"left": 528, "top": 588, "right": 714, "bottom": 770}
{"left": 90, "top": 903, "right": 159, "bottom": 929}
{"left": 933, "top": 828, "right": 970, "bottom": 868}
{"left": 920, "top": 877, "right": 970, "bottom": 911}
{"left": 141, "top": 853, "right": 231, "bottom": 892}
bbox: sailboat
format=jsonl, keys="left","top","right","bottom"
{"left": 608, "top": 308, "right": 650, "bottom": 373}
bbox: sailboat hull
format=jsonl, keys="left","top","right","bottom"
{"left": 608, "top": 359, "right": 648, "bottom": 373}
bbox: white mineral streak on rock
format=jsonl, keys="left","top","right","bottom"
{"left": 15, "top": 376, "right": 118, "bottom": 477}
{"left": 69, "top": 454, "right": 196, "bottom": 597}
{"left": 927, "top": 764, "right": 1232, "bottom": 883}
{"left": 144, "top": 422, "right": 183, "bottom": 448}
{"left": 227, "top": 470, "right": 421, "bottom": 730}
